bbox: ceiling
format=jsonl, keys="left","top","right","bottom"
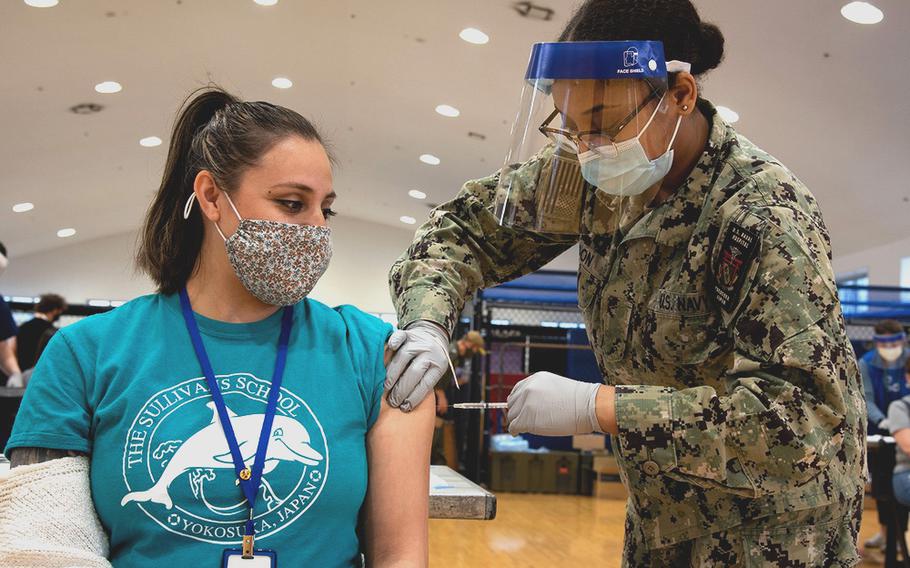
{"left": 1, "top": 0, "right": 907, "bottom": 259}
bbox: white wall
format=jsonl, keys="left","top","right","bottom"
{"left": 833, "top": 235, "right": 910, "bottom": 286}
{"left": 2, "top": 231, "right": 154, "bottom": 304}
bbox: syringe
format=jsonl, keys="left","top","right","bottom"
{"left": 452, "top": 402, "right": 509, "bottom": 410}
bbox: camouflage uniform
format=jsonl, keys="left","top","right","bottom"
{"left": 390, "top": 100, "right": 866, "bottom": 566}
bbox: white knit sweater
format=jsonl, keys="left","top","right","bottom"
{"left": 0, "top": 456, "right": 111, "bottom": 567}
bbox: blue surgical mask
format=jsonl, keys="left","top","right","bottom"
{"left": 577, "top": 94, "right": 682, "bottom": 196}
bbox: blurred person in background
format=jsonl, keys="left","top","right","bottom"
{"left": 0, "top": 241, "right": 23, "bottom": 388}
{"left": 16, "top": 293, "right": 67, "bottom": 374}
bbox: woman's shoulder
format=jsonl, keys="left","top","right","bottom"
{"left": 709, "top": 144, "right": 830, "bottom": 265}
{"left": 717, "top": 131, "right": 823, "bottom": 225}
{"left": 300, "top": 299, "right": 393, "bottom": 342}
{"left": 705, "top": 135, "right": 838, "bottom": 297}
{"left": 299, "top": 300, "right": 392, "bottom": 386}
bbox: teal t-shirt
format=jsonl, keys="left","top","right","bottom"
{"left": 6, "top": 293, "right": 392, "bottom": 567}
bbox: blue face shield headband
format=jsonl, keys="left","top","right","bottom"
{"left": 874, "top": 332, "right": 907, "bottom": 343}
{"left": 525, "top": 41, "right": 677, "bottom": 93}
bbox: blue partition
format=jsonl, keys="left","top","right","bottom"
{"left": 839, "top": 285, "right": 910, "bottom": 321}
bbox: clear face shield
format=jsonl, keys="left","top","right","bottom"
{"left": 493, "top": 41, "right": 690, "bottom": 235}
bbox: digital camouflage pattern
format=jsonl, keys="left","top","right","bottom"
{"left": 623, "top": 494, "right": 863, "bottom": 567}
{"left": 390, "top": 100, "right": 866, "bottom": 565}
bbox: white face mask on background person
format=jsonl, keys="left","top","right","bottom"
{"left": 576, "top": 93, "right": 683, "bottom": 197}
{"left": 214, "top": 192, "right": 333, "bottom": 306}
{"left": 878, "top": 346, "right": 904, "bottom": 363}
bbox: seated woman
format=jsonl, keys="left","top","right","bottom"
{"left": 1, "top": 88, "right": 434, "bottom": 567}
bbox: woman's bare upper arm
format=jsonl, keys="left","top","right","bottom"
{"left": 362, "top": 392, "right": 435, "bottom": 565}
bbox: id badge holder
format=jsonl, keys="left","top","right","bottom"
{"left": 222, "top": 548, "right": 277, "bottom": 567}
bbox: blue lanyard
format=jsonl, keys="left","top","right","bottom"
{"left": 178, "top": 288, "right": 293, "bottom": 539}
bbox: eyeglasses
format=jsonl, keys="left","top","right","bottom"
{"left": 538, "top": 84, "right": 663, "bottom": 152}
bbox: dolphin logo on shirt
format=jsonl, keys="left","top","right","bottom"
{"left": 121, "top": 402, "right": 324, "bottom": 510}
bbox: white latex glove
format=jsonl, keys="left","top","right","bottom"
{"left": 506, "top": 372, "right": 603, "bottom": 436}
{"left": 879, "top": 418, "right": 892, "bottom": 432}
{"left": 5, "top": 372, "right": 23, "bottom": 388}
{"left": 385, "top": 321, "right": 452, "bottom": 412}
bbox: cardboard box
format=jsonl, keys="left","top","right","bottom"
{"left": 593, "top": 454, "right": 620, "bottom": 475}
{"left": 593, "top": 472, "right": 627, "bottom": 500}
{"left": 572, "top": 433, "right": 607, "bottom": 451}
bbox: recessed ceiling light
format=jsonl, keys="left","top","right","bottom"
{"left": 271, "top": 77, "right": 293, "bottom": 89}
{"left": 435, "top": 104, "right": 460, "bottom": 118}
{"left": 12, "top": 203, "right": 34, "bottom": 213}
{"left": 419, "top": 154, "right": 441, "bottom": 166}
{"left": 254, "top": 0, "right": 278, "bottom": 5}
{"left": 459, "top": 27, "right": 489, "bottom": 45}
{"left": 57, "top": 228, "right": 76, "bottom": 238}
{"left": 408, "top": 190, "right": 427, "bottom": 200}
{"left": 841, "top": 1, "right": 884, "bottom": 24}
{"left": 716, "top": 105, "right": 739, "bottom": 123}
{"left": 400, "top": 216, "right": 417, "bottom": 225}
{"left": 24, "top": 0, "right": 58, "bottom": 7}
{"left": 139, "top": 136, "right": 162, "bottom": 147}
{"left": 94, "top": 81, "right": 122, "bottom": 94}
